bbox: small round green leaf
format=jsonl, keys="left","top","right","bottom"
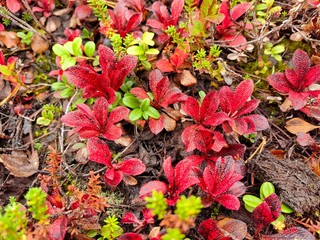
{"left": 52, "top": 44, "right": 70, "bottom": 57}
{"left": 127, "top": 46, "right": 144, "bottom": 56}
{"left": 145, "top": 106, "right": 160, "bottom": 119}
{"left": 123, "top": 96, "right": 140, "bottom": 109}
{"left": 281, "top": 203, "right": 293, "bottom": 214}
{"left": 260, "top": 182, "right": 275, "bottom": 199}
{"left": 243, "top": 195, "right": 263, "bottom": 212}
{"left": 140, "top": 98, "right": 150, "bottom": 111}
{"left": 84, "top": 41, "right": 95, "bottom": 57}
{"left": 129, "top": 109, "right": 143, "bottom": 121}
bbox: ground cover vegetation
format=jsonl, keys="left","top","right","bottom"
{"left": 0, "top": 0, "right": 320, "bottom": 239}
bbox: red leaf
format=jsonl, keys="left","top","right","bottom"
{"left": 223, "top": 33, "right": 247, "bottom": 48}
{"left": 198, "top": 219, "right": 220, "bottom": 240}
{"left": 119, "top": 233, "right": 143, "bottom": 240}
{"left": 199, "top": 157, "right": 245, "bottom": 210}
{"left": 267, "top": 72, "right": 292, "bottom": 94}
{"left": 261, "top": 227, "right": 315, "bottom": 240}
{"left": 231, "top": 2, "right": 251, "bottom": 21}
{"left": 292, "top": 49, "right": 311, "bottom": 81}
{"left": 115, "top": 158, "right": 146, "bottom": 176}
{"left": 170, "top": 47, "right": 188, "bottom": 70}
{"left": 156, "top": 59, "right": 174, "bottom": 72}
{"left": 48, "top": 216, "right": 68, "bottom": 240}
{"left": 252, "top": 193, "right": 281, "bottom": 235}
{"left": 200, "top": 91, "right": 220, "bottom": 123}
{"left": 75, "top": 4, "right": 92, "bottom": 20}
{"left": 87, "top": 138, "right": 112, "bottom": 167}
{"left": 242, "top": 114, "right": 269, "bottom": 132}
{"left": 182, "top": 97, "right": 200, "bottom": 121}
{"left": 149, "top": 114, "right": 165, "bottom": 135}
{"left": 6, "top": 0, "right": 21, "bottom": 13}
{"left": 139, "top": 180, "right": 168, "bottom": 198}
{"left": 65, "top": 46, "right": 137, "bottom": 102}
{"left": 61, "top": 97, "right": 128, "bottom": 140}
{"left": 122, "top": 212, "right": 142, "bottom": 225}
{"left": 104, "top": 168, "right": 123, "bottom": 187}
{"left": 163, "top": 157, "right": 175, "bottom": 187}
{"left": 171, "top": 0, "right": 185, "bottom": 24}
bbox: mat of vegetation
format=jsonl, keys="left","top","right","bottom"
{"left": 0, "top": 0, "right": 320, "bottom": 239}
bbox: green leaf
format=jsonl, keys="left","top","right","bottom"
{"left": 72, "top": 37, "right": 83, "bottom": 56}
{"left": 269, "top": 6, "right": 281, "bottom": 14}
{"left": 127, "top": 46, "right": 144, "bottom": 56}
{"left": 274, "top": 54, "right": 282, "bottom": 62}
{"left": 272, "top": 45, "right": 285, "bottom": 54}
{"left": 17, "top": 32, "right": 26, "bottom": 39}
{"left": 36, "top": 117, "right": 51, "bottom": 126}
{"left": 141, "top": 60, "right": 151, "bottom": 70}
{"left": 260, "top": 182, "right": 275, "bottom": 199}
{"left": 145, "top": 106, "right": 160, "bottom": 119}
{"left": 264, "top": 49, "right": 272, "bottom": 55}
{"left": 145, "top": 48, "right": 159, "bottom": 55}
{"left": 205, "top": 13, "right": 225, "bottom": 24}
{"left": 63, "top": 42, "right": 74, "bottom": 55}
{"left": 129, "top": 108, "right": 143, "bottom": 121}
{"left": 52, "top": 44, "right": 70, "bottom": 57}
{"left": 140, "top": 98, "right": 150, "bottom": 111}
{"left": 243, "top": 195, "right": 263, "bottom": 212}
{"left": 52, "top": 82, "right": 67, "bottom": 91}
{"left": 191, "top": 20, "right": 206, "bottom": 37}
{"left": 60, "top": 87, "right": 75, "bottom": 98}
{"left": 123, "top": 96, "right": 140, "bottom": 108}
{"left": 142, "top": 32, "right": 155, "bottom": 46}
{"left": 61, "top": 56, "right": 76, "bottom": 70}
{"left": 84, "top": 41, "right": 95, "bottom": 57}
{"left": 0, "top": 65, "right": 11, "bottom": 76}
{"left": 281, "top": 203, "right": 293, "bottom": 213}
{"left": 256, "top": 3, "right": 268, "bottom": 11}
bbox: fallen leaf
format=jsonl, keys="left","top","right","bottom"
{"left": 178, "top": 70, "right": 197, "bottom": 86}
{"left": 163, "top": 113, "right": 176, "bottom": 132}
{"left": 114, "top": 136, "right": 132, "bottom": 147}
{"left": 269, "top": 149, "right": 286, "bottom": 159}
{"left": 46, "top": 16, "right": 61, "bottom": 33}
{"left": 285, "top": 118, "right": 320, "bottom": 134}
{"left": 217, "top": 217, "right": 247, "bottom": 239}
{"left": 122, "top": 174, "right": 138, "bottom": 185}
{"left": 0, "top": 31, "right": 20, "bottom": 48}
{"left": 31, "top": 34, "right": 49, "bottom": 54}
{"left": 0, "top": 150, "right": 39, "bottom": 177}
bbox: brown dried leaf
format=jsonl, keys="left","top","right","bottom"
{"left": 0, "top": 150, "right": 39, "bottom": 177}
{"left": 217, "top": 217, "right": 247, "bottom": 240}
{"left": 0, "top": 31, "right": 20, "bottom": 48}
{"left": 122, "top": 174, "right": 138, "bottom": 185}
{"left": 178, "top": 70, "right": 197, "bottom": 86}
{"left": 163, "top": 113, "right": 176, "bottom": 132}
{"left": 46, "top": 16, "right": 61, "bottom": 33}
{"left": 31, "top": 34, "right": 49, "bottom": 54}
{"left": 285, "top": 118, "right": 320, "bottom": 134}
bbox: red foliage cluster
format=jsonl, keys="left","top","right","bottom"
{"left": 64, "top": 45, "right": 137, "bottom": 103}
{"left": 268, "top": 49, "right": 320, "bottom": 121}
{"left": 131, "top": 69, "right": 186, "bottom": 134}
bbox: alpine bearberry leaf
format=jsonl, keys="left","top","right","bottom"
{"left": 61, "top": 97, "right": 129, "bottom": 140}
{"left": 252, "top": 193, "right": 281, "bottom": 235}
{"left": 64, "top": 46, "right": 137, "bottom": 102}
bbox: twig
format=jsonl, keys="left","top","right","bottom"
{"left": 20, "top": 0, "right": 56, "bottom": 41}
{"left": 0, "top": 6, "right": 47, "bottom": 40}
{"left": 60, "top": 89, "right": 79, "bottom": 154}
